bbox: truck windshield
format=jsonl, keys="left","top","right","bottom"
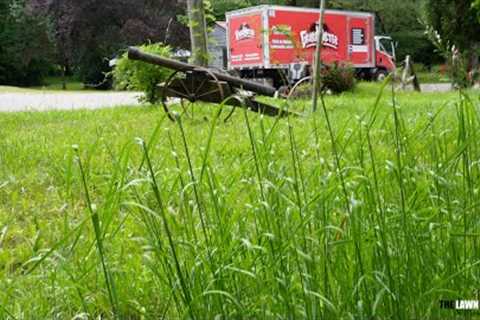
{"left": 379, "top": 38, "right": 394, "bottom": 57}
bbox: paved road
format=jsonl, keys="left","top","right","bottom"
{"left": 0, "top": 84, "right": 459, "bottom": 113}
{"left": 420, "top": 83, "right": 453, "bottom": 92}
{"left": 0, "top": 91, "right": 143, "bottom": 112}
{"left": 399, "top": 83, "right": 454, "bottom": 93}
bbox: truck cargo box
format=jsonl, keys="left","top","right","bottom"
{"left": 226, "top": 5, "right": 376, "bottom": 71}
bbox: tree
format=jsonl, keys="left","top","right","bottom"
{"left": 475, "top": 0, "right": 480, "bottom": 20}
{"left": 43, "top": 0, "right": 75, "bottom": 89}
{"left": 425, "top": 0, "right": 480, "bottom": 75}
{"left": 0, "top": 0, "right": 53, "bottom": 86}
{"left": 187, "top": 0, "right": 209, "bottom": 66}
{"left": 29, "top": 0, "right": 190, "bottom": 86}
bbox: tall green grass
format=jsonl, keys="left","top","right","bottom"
{"left": 0, "top": 84, "right": 479, "bottom": 319}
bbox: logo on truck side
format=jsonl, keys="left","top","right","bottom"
{"left": 300, "top": 23, "right": 339, "bottom": 49}
{"left": 235, "top": 23, "right": 255, "bottom": 41}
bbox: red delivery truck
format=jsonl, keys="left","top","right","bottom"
{"left": 226, "top": 5, "right": 396, "bottom": 87}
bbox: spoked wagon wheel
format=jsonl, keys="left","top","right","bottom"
{"left": 160, "top": 71, "right": 187, "bottom": 121}
{"left": 220, "top": 94, "right": 245, "bottom": 123}
{"left": 161, "top": 68, "right": 227, "bottom": 122}
{"left": 286, "top": 76, "right": 313, "bottom": 113}
{"left": 209, "top": 67, "right": 237, "bottom": 123}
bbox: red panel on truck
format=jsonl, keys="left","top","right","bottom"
{"left": 269, "top": 9, "right": 349, "bottom": 66}
{"left": 227, "top": 6, "right": 376, "bottom": 70}
{"left": 228, "top": 12, "right": 264, "bottom": 67}
{"left": 348, "top": 16, "right": 374, "bottom": 66}
{"left": 268, "top": 8, "right": 374, "bottom": 67}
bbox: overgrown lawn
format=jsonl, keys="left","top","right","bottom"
{"left": 0, "top": 83, "right": 479, "bottom": 319}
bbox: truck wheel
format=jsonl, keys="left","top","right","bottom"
{"left": 376, "top": 70, "right": 388, "bottom": 82}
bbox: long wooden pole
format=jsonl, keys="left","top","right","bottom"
{"left": 312, "top": 0, "right": 326, "bottom": 112}
{"left": 187, "top": 0, "right": 209, "bottom": 67}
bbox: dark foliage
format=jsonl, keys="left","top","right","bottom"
{"left": 0, "top": 0, "right": 53, "bottom": 86}
{"left": 425, "top": 0, "right": 480, "bottom": 70}
{"left": 393, "top": 31, "right": 442, "bottom": 66}
{"left": 28, "top": 0, "right": 190, "bottom": 86}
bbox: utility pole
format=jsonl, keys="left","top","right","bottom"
{"left": 311, "top": 0, "right": 326, "bottom": 112}
{"left": 187, "top": 0, "right": 209, "bottom": 67}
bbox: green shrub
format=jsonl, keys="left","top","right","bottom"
{"left": 113, "top": 43, "right": 172, "bottom": 103}
{"left": 321, "top": 63, "right": 356, "bottom": 94}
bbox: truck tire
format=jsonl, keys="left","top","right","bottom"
{"left": 376, "top": 69, "right": 388, "bottom": 82}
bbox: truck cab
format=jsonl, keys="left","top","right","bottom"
{"left": 374, "top": 36, "right": 396, "bottom": 80}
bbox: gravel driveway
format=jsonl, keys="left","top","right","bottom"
{"left": 0, "top": 91, "right": 143, "bottom": 112}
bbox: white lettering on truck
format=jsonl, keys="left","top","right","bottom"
{"left": 300, "top": 22, "right": 339, "bottom": 49}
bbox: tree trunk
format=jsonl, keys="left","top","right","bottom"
{"left": 187, "top": 0, "right": 209, "bottom": 67}
{"left": 285, "top": 0, "right": 297, "bottom": 5}
{"left": 61, "top": 45, "right": 67, "bottom": 90}
{"left": 61, "top": 65, "right": 66, "bottom": 90}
